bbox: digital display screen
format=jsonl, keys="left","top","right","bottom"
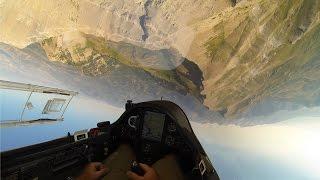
{"left": 76, "top": 134, "right": 86, "bottom": 141}
{"left": 142, "top": 111, "right": 166, "bottom": 141}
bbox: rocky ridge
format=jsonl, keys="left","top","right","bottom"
{"left": 186, "top": 0, "right": 320, "bottom": 117}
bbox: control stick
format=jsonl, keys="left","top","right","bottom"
{"left": 131, "top": 161, "right": 145, "bottom": 176}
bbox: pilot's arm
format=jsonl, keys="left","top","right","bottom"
{"left": 127, "top": 163, "right": 159, "bottom": 180}
{"left": 76, "top": 162, "right": 159, "bottom": 180}
{"left": 76, "top": 162, "right": 109, "bottom": 180}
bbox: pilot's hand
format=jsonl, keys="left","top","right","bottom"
{"left": 127, "top": 163, "right": 159, "bottom": 180}
{"left": 76, "top": 162, "right": 109, "bottom": 180}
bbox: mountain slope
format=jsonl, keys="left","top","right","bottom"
{"left": 1, "top": 42, "right": 223, "bottom": 124}
{"left": 187, "top": 0, "right": 320, "bottom": 118}
{"left": 37, "top": 32, "right": 205, "bottom": 101}
{"left": 0, "top": 0, "right": 232, "bottom": 53}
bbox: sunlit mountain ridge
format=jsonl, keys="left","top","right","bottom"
{"left": 191, "top": 0, "right": 320, "bottom": 118}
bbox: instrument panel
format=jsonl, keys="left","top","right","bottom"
{"left": 119, "top": 108, "right": 190, "bottom": 165}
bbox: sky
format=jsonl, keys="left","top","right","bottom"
{"left": 0, "top": 94, "right": 123, "bottom": 151}
{"left": 192, "top": 118, "right": 320, "bottom": 179}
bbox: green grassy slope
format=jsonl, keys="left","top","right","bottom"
{"left": 202, "top": 0, "right": 320, "bottom": 117}
{"left": 40, "top": 32, "right": 204, "bottom": 101}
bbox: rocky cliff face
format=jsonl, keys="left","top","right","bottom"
{"left": 1, "top": 0, "right": 319, "bottom": 121}
{"left": 0, "top": 0, "right": 231, "bottom": 54}
{"left": 187, "top": 0, "right": 320, "bottom": 118}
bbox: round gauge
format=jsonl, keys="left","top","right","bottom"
{"left": 167, "top": 122, "right": 176, "bottom": 132}
{"left": 128, "top": 115, "right": 138, "bottom": 129}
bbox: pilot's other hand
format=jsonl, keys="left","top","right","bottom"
{"left": 76, "top": 162, "right": 109, "bottom": 180}
{"left": 127, "top": 163, "right": 159, "bottom": 180}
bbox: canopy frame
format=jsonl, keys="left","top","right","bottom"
{"left": 0, "top": 80, "right": 78, "bottom": 128}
